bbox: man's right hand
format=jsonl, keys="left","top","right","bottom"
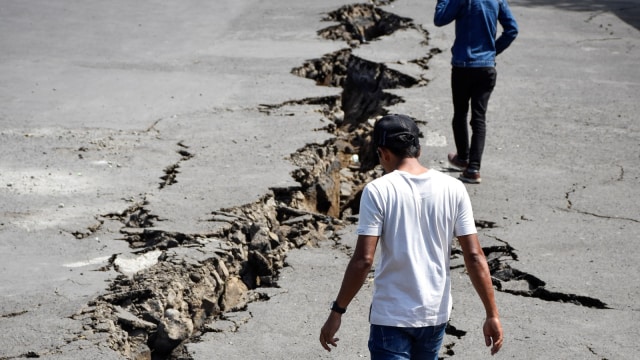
{"left": 483, "top": 316, "right": 503, "bottom": 355}
{"left": 319, "top": 312, "right": 342, "bottom": 352}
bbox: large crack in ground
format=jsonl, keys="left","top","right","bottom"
{"left": 318, "top": 2, "right": 418, "bottom": 47}
{"left": 159, "top": 143, "right": 194, "bottom": 190}
{"left": 62, "top": 3, "right": 610, "bottom": 359}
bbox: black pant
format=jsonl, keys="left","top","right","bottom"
{"left": 451, "top": 66, "right": 497, "bottom": 171}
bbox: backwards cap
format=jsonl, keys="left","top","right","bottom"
{"left": 373, "top": 114, "right": 420, "bottom": 149}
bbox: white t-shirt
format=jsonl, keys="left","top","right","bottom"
{"left": 357, "top": 169, "right": 476, "bottom": 327}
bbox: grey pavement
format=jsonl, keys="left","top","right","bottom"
{"left": 1, "top": 0, "right": 639, "bottom": 359}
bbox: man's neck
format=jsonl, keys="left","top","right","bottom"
{"left": 394, "top": 158, "right": 429, "bottom": 175}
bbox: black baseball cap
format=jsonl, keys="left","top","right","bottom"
{"left": 373, "top": 114, "right": 420, "bottom": 149}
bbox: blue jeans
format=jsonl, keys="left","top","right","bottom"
{"left": 368, "top": 323, "right": 447, "bottom": 360}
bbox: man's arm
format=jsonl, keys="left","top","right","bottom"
{"left": 496, "top": 0, "right": 519, "bottom": 54}
{"left": 457, "top": 233, "right": 503, "bottom": 355}
{"left": 319, "top": 235, "right": 378, "bottom": 352}
{"left": 434, "top": 0, "right": 462, "bottom": 27}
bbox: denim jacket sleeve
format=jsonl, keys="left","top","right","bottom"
{"left": 434, "top": 0, "right": 464, "bottom": 27}
{"left": 496, "top": 0, "right": 519, "bottom": 54}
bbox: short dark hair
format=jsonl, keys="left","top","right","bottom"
{"left": 373, "top": 114, "right": 421, "bottom": 158}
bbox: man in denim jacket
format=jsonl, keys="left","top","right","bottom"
{"left": 434, "top": 0, "right": 518, "bottom": 184}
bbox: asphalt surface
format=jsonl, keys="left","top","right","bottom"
{"left": 1, "top": 0, "right": 639, "bottom": 359}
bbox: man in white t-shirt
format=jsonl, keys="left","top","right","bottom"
{"left": 319, "top": 114, "right": 503, "bottom": 359}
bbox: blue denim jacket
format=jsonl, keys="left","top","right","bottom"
{"left": 434, "top": 0, "right": 518, "bottom": 67}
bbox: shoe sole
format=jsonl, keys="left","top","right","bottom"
{"left": 459, "top": 175, "right": 481, "bottom": 184}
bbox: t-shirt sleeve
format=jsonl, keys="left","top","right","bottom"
{"left": 356, "top": 184, "right": 384, "bottom": 236}
{"left": 454, "top": 184, "right": 477, "bottom": 237}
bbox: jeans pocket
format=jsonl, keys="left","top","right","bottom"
{"left": 369, "top": 325, "right": 411, "bottom": 358}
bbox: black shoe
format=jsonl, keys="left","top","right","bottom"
{"left": 447, "top": 153, "right": 468, "bottom": 170}
{"left": 459, "top": 169, "right": 481, "bottom": 184}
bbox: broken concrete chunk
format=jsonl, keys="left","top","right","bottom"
{"left": 113, "top": 250, "right": 162, "bottom": 276}
{"left": 222, "top": 276, "right": 249, "bottom": 312}
{"left": 204, "top": 319, "right": 237, "bottom": 333}
{"left": 114, "top": 305, "right": 157, "bottom": 330}
{"left": 153, "top": 308, "right": 194, "bottom": 354}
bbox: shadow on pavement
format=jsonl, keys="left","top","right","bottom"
{"left": 513, "top": 0, "right": 640, "bottom": 30}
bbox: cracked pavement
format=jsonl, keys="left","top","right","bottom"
{"left": 1, "top": 0, "right": 639, "bottom": 359}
